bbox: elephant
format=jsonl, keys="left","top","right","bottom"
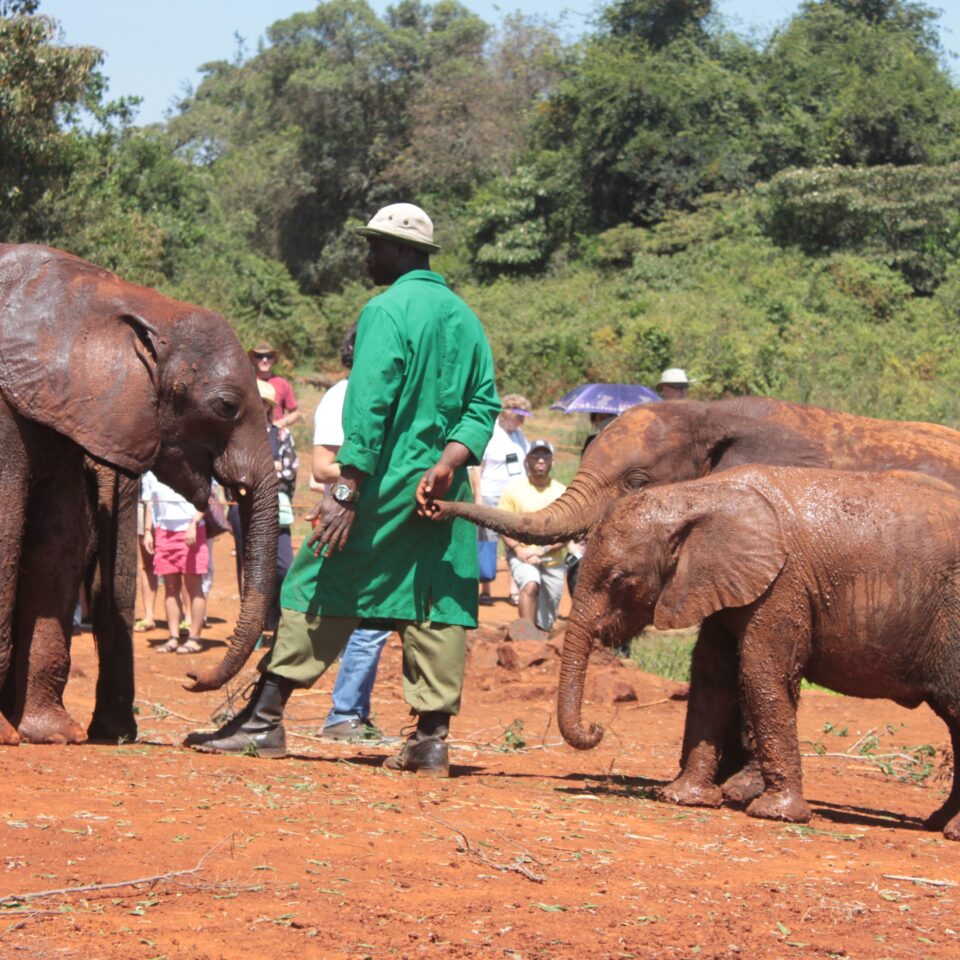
{"left": 557, "top": 464, "right": 960, "bottom": 839}
{"left": 429, "top": 396, "right": 960, "bottom": 542}
{"left": 0, "top": 243, "right": 279, "bottom": 743}
{"left": 427, "top": 396, "right": 960, "bottom": 795}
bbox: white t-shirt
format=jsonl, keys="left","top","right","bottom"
{"left": 142, "top": 471, "right": 199, "bottom": 532}
{"left": 313, "top": 378, "right": 348, "bottom": 447}
{"left": 479, "top": 421, "right": 529, "bottom": 500}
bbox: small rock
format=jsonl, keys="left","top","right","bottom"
{"left": 497, "top": 639, "right": 558, "bottom": 672}
{"left": 588, "top": 670, "right": 638, "bottom": 704}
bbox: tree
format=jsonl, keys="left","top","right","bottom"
{"left": 0, "top": 1, "right": 104, "bottom": 238}
{"left": 755, "top": 0, "right": 960, "bottom": 171}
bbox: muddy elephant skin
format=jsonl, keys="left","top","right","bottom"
{"left": 432, "top": 396, "right": 960, "bottom": 542}
{"left": 558, "top": 464, "right": 960, "bottom": 839}
{"left": 0, "top": 243, "right": 279, "bottom": 744}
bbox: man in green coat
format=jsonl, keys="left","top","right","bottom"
{"left": 189, "top": 203, "right": 499, "bottom": 775}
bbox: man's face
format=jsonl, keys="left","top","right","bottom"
{"left": 366, "top": 237, "right": 404, "bottom": 285}
{"left": 254, "top": 351, "right": 275, "bottom": 378}
{"left": 660, "top": 383, "right": 688, "bottom": 401}
{"left": 526, "top": 448, "right": 553, "bottom": 479}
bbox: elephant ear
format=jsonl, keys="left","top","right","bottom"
{"left": 0, "top": 247, "right": 162, "bottom": 472}
{"left": 653, "top": 480, "right": 788, "bottom": 630}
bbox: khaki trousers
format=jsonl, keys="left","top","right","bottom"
{"left": 261, "top": 608, "right": 467, "bottom": 716}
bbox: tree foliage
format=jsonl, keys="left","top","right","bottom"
{"left": 0, "top": 2, "right": 104, "bottom": 238}
{"left": 2, "top": 0, "right": 960, "bottom": 426}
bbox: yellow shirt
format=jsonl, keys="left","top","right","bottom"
{"left": 498, "top": 476, "right": 568, "bottom": 566}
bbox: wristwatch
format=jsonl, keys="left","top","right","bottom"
{"left": 331, "top": 482, "right": 360, "bottom": 504}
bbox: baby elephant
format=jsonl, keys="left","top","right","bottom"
{"left": 557, "top": 465, "right": 960, "bottom": 839}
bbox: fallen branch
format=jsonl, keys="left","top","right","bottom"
{"left": 881, "top": 875, "right": 958, "bottom": 888}
{"left": 0, "top": 833, "right": 236, "bottom": 905}
{"left": 415, "top": 797, "right": 544, "bottom": 883}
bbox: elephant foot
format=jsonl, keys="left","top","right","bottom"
{"left": 722, "top": 761, "right": 764, "bottom": 805}
{"left": 924, "top": 801, "right": 960, "bottom": 834}
{"left": 941, "top": 815, "right": 960, "bottom": 841}
{"left": 746, "top": 789, "right": 811, "bottom": 823}
{"left": 18, "top": 707, "right": 87, "bottom": 745}
{"left": 0, "top": 713, "right": 21, "bottom": 746}
{"left": 658, "top": 775, "right": 723, "bottom": 808}
{"left": 87, "top": 710, "right": 138, "bottom": 744}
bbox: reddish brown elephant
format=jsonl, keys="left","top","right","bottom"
{"left": 0, "top": 243, "right": 278, "bottom": 744}
{"left": 559, "top": 465, "right": 960, "bottom": 839}
{"left": 426, "top": 396, "right": 960, "bottom": 795}
{"left": 427, "top": 396, "right": 960, "bottom": 541}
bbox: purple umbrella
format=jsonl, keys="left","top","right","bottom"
{"left": 550, "top": 383, "right": 661, "bottom": 415}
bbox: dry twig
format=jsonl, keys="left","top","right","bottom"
{"left": 881, "top": 875, "right": 958, "bottom": 888}
{"left": 0, "top": 833, "right": 236, "bottom": 905}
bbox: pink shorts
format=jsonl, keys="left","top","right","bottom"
{"left": 152, "top": 526, "right": 209, "bottom": 576}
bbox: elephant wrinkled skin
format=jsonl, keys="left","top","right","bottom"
{"left": 0, "top": 243, "right": 278, "bottom": 744}
{"left": 558, "top": 465, "right": 960, "bottom": 839}
{"left": 431, "top": 397, "right": 960, "bottom": 542}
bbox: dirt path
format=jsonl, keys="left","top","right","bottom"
{"left": 1, "top": 533, "right": 958, "bottom": 959}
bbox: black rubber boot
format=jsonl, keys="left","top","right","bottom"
{"left": 383, "top": 711, "right": 450, "bottom": 777}
{"left": 188, "top": 673, "right": 295, "bottom": 758}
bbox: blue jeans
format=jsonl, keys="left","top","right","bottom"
{"left": 324, "top": 627, "right": 391, "bottom": 726}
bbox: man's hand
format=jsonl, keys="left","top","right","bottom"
{"left": 416, "top": 440, "right": 473, "bottom": 518}
{"left": 307, "top": 491, "right": 357, "bottom": 557}
{"left": 416, "top": 462, "right": 456, "bottom": 516}
{"left": 516, "top": 545, "right": 542, "bottom": 565}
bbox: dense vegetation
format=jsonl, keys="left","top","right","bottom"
{"left": 3, "top": 0, "right": 960, "bottom": 422}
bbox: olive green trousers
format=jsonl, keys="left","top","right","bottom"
{"left": 260, "top": 608, "right": 467, "bottom": 716}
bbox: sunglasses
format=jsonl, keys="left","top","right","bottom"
{"left": 254, "top": 353, "right": 275, "bottom": 361}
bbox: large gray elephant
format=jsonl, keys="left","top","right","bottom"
{"left": 556, "top": 465, "right": 960, "bottom": 839}
{"left": 0, "top": 243, "right": 278, "bottom": 743}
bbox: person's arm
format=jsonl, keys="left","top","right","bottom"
{"left": 184, "top": 509, "right": 203, "bottom": 547}
{"left": 276, "top": 407, "right": 304, "bottom": 429}
{"left": 311, "top": 444, "right": 341, "bottom": 487}
{"left": 417, "top": 337, "right": 499, "bottom": 516}
{"left": 309, "top": 307, "right": 401, "bottom": 554}
{"left": 496, "top": 488, "right": 541, "bottom": 563}
{"left": 142, "top": 496, "right": 155, "bottom": 555}
{"left": 470, "top": 463, "right": 483, "bottom": 504}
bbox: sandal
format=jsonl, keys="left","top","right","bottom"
{"left": 134, "top": 619, "right": 156, "bottom": 633}
{"left": 158, "top": 637, "right": 181, "bottom": 653}
{"left": 176, "top": 637, "right": 203, "bottom": 654}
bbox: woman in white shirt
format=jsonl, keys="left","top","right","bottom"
{"left": 473, "top": 393, "right": 531, "bottom": 605}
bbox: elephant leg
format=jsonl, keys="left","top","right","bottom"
{"left": 86, "top": 465, "right": 139, "bottom": 743}
{"left": 12, "top": 445, "right": 89, "bottom": 744}
{"left": 739, "top": 623, "right": 811, "bottom": 824}
{"left": 658, "top": 619, "right": 738, "bottom": 808}
{"left": 0, "top": 424, "right": 28, "bottom": 744}
{"left": 923, "top": 698, "right": 960, "bottom": 838}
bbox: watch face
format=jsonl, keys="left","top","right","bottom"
{"left": 333, "top": 483, "right": 357, "bottom": 502}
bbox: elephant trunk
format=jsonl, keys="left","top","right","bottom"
{"left": 185, "top": 464, "right": 278, "bottom": 692}
{"left": 557, "top": 602, "right": 605, "bottom": 750}
{"left": 443, "top": 472, "right": 604, "bottom": 544}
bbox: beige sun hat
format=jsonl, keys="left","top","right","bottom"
{"left": 657, "top": 367, "right": 695, "bottom": 386}
{"left": 257, "top": 379, "right": 278, "bottom": 407}
{"left": 356, "top": 203, "right": 440, "bottom": 253}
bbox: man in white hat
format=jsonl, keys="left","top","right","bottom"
{"left": 189, "top": 202, "right": 499, "bottom": 777}
{"left": 656, "top": 367, "right": 694, "bottom": 401}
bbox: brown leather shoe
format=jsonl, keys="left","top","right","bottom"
{"left": 383, "top": 736, "right": 449, "bottom": 777}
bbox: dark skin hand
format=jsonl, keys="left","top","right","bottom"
{"left": 307, "top": 465, "right": 364, "bottom": 557}
{"left": 416, "top": 441, "right": 473, "bottom": 516}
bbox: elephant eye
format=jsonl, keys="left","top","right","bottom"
{"left": 624, "top": 470, "right": 650, "bottom": 490}
{"left": 212, "top": 395, "right": 241, "bottom": 421}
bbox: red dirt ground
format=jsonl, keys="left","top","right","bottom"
{"left": 1, "top": 534, "right": 959, "bottom": 960}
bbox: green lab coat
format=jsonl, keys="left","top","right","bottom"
{"left": 280, "top": 270, "right": 499, "bottom": 627}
